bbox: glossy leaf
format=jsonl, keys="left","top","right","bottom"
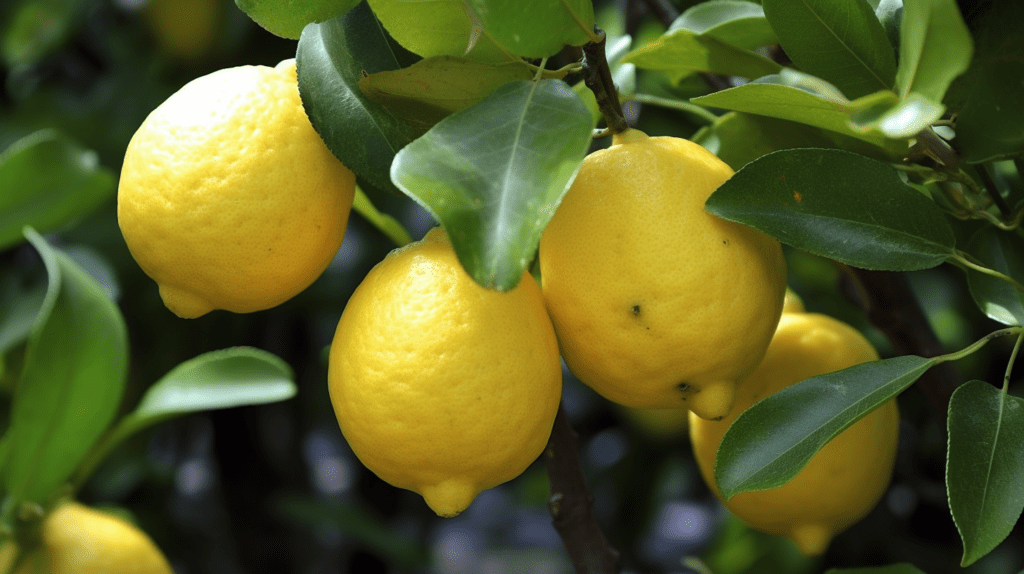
{"left": 234, "top": 0, "right": 360, "bottom": 39}
{"left": 948, "top": 0, "right": 1024, "bottom": 163}
{"left": 895, "top": 0, "right": 972, "bottom": 102}
{"left": 690, "top": 74, "right": 905, "bottom": 153}
{"left": 468, "top": 0, "right": 594, "bottom": 58}
{"left": 391, "top": 80, "right": 593, "bottom": 290}
{"left": 717, "top": 355, "right": 935, "bottom": 499}
{"left": 669, "top": 0, "right": 778, "bottom": 50}
{"left": 359, "top": 56, "right": 536, "bottom": 131}
{"left": 110, "top": 347, "right": 296, "bottom": 445}
{"left": 947, "top": 380, "right": 1024, "bottom": 566}
{"left": 0, "top": 129, "right": 116, "bottom": 251}
{"left": 965, "top": 228, "right": 1024, "bottom": 326}
{"left": 3, "top": 229, "right": 127, "bottom": 506}
{"left": 826, "top": 565, "right": 926, "bottom": 574}
{"left": 365, "top": 0, "right": 514, "bottom": 64}
{"left": 761, "top": 0, "right": 897, "bottom": 98}
{"left": 705, "top": 148, "right": 955, "bottom": 271}
{"left": 296, "top": 3, "right": 420, "bottom": 195}
{"left": 848, "top": 91, "right": 944, "bottom": 139}
{"left": 623, "top": 28, "right": 782, "bottom": 82}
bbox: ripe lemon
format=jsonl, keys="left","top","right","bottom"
{"left": 328, "top": 227, "right": 562, "bottom": 517}
{"left": 539, "top": 128, "right": 786, "bottom": 421}
{"left": 0, "top": 502, "right": 173, "bottom": 574}
{"left": 689, "top": 311, "right": 900, "bottom": 557}
{"left": 118, "top": 59, "right": 355, "bottom": 318}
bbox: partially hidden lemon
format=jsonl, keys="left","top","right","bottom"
{"left": 539, "top": 128, "right": 786, "bottom": 420}
{"left": 689, "top": 310, "right": 900, "bottom": 557}
{"left": 0, "top": 502, "right": 173, "bottom": 574}
{"left": 118, "top": 59, "right": 355, "bottom": 318}
{"left": 328, "top": 227, "right": 562, "bottom": 517}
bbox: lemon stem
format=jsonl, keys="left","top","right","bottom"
{"left": 582, "top": 30, "right": 628, "bottom": 137}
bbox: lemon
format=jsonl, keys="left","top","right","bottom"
{"left": 328, "top": 227, "right": 562, "bottom": 517}
{"left": 0, "top": 502, "right": 173, "bottom": 574}
{"left": 118, "top": 59, "right": 355, "bottom": 318}
{"left": 539, "top": 128, "right": 786, "bottom": 421}
{"left": 689, "top": 311, "right": 900, "bottom": 557}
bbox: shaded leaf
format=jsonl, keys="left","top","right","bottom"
{"left": 296, "top": 3, "right": 420, "bottom": 195}
{"left": 705, "top": 148, "right": 955, "bottom": 271}
{"left": 3, "top": 228, "right": 127, "bottom": 505}
{"left": 468, "top": 0, "right": 594, "bottom": 58}
{"left": 234, "top": 0, "right": 359, "bottom": 39}
{"left": 670, "top": 0, "right": 777, "bottom": 50}
{"left": 623, "top": 28, "right": 782, "bottom": 82}
{"left": 391, "top": 80, "right": 593, "bottom": 290}
{"left": 965, "top": 228, "right": 1024, "bottom": 326}
{"left": 717, "top": 355, "right": 935, "bottom": 499}
{"left": 0, "top": 269, "right": 46, "bottom": 355}
{"left": 0, "top": 129, "right": 115, "bottom": 251}
{"left": 895, "top": 0, "right": 972, "bottom": 102}
{"left": 1, "top": 0, "right": 79, "bottom": 67}
{"left": 947, "top": 380, "right": 1024, "bottom": 566}
{"left": 762, "top": 0, "right": 897, "bottom": 98}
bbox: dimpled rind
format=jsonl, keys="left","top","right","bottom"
{"left": 41, "top": 502, "right": 174, "bottom": 574}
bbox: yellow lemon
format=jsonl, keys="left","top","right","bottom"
{"left": 539, "top": 128, "right": 786, "bottom": 420}
{"left": 328, "top": 227, "right": 562, "bottom": 517}
{"left": 118, "top": 59, "right": 355, "bottom": 318}
{"left": 689, "top": 311, "right": 900, "bottom": 557}
{"left": 0, "top": 502, "right": 173, "bottom": 574}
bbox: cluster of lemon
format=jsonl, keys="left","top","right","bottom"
{"left": 115, "top": 62, "right": 898, "bottom": 556}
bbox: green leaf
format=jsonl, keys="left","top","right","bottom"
{"left": 717, "top": 355, "right": 935, "bottom": 500}
{"left": 875, "top": 0, "right": 904, "bottom": 57}
{"left": 690, "top": 73, "right": 905, "bottom": 153}
{"left": 111, "top": 347, "right": 296, "bottom": 443}
{"left": 1, "top": 0, "right": 79, "bottom": 67}
{"left": 693, "top": 112, "right": 838, "bottom": 170}
{"left": 468, "top": 0, "right": 594, "bottom": 58}
{"left": 0, "top": 129, "right": 116, "bottom": 251}
{"left": 825, "top": 565, "right": 927, "bottom": 574}
{"left": 352, "top": 186, "right": 412, "bottom": 247}
{"left": 670, "top": 0, "right": 778, "bottom": 50}
{"left": 847, "top": 91, "right": 944, "bottom": 139}
{"left": 895, "top": 0, "right": 972, "bottom": 102}
{"left": 705, "top": 148, "right": 956, "bottom": 271}
{"left": 622, "top": 28, "right": 782, "bottom": 83}
{"left": 761, "top": 0, "right": 897, "bottom": 99}
{"left": 947, "top": 380, "right": 1024, "bottom": 566}
{"left": 965, "top": 228, "right": 1024, "bottom": 326}
{"left": 297, "top": 3, "right": 420, "bottom": 195}
{"left": 234, "top": 0, "right": 360, "bottom": 39}
{"left": 0, "top": 269, "right": 46, "bottom": 355}
{"left": 948, "top": 0, "right": 1024, "bottom": 163}
{"left": 3, "top": 228, "right": 127, "bottom": 506}
{"left": 359, "top": 56, "right": 536, "bottom": 132}
{"left": 391, "top": 80, "right": 593, "bottom": 290}
{"left": 365, "top": 0, "right": 515, "bottom": 64}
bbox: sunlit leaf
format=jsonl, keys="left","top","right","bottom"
{"left": 670, "top": 0, "right": 777, "bottom": 50}
{"left": 895, "top": 0, "right": 972, "bottom": 102}
{"left": 365, "top": 0, "right": 515, "bottom": 63}
{"left": 468, "top": 0, "right": 594, "bottom": 58}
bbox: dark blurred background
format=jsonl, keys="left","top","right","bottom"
{"left": 1, "top": 0, "right": 1022, "bottom": 572}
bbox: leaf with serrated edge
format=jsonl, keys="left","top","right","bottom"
{"left": 947, "top": 380, "right": 1024, "bottom": 566}
{"left": 706, "top": 148, "right": 955, "bottom": 271}
{"left": 896, "top": 0, "right": 972, "bottom": 102}
{"left": 4, "top": 229, "right": 127, "bottom": 506}
{"left": 296, "top": 3, "right": 419, "bottom": 195}
{"left": 391, "top": 79, "right": 593, "bottom": 290}
{"left": 717, "top": 355, "right": 935, "bottom": 500}
{"left": 965, "top": 228, "right": 1024, "bottom": 326}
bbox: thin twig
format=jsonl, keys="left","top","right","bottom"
{"left": 974, "top": 163, "right": 1012, "bottom": 219}
{"left": 582, "top": 31, "right": 629, "bottom": 135}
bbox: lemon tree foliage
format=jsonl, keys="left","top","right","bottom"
{"left": 669, "top": 0, "right": 778, "bottom": 50}
{"left": 965, "top": 228, "right": 1024, "bottom": 327}
{"left": 234, "top": 0, "right": 360, "bottom": 39}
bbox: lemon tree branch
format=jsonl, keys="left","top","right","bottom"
{"left": 581, "top": 31, "right": 629, "bottom": 136}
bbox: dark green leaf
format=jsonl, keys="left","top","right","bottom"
{"left": 669, "top": 0, "right": 778, "bottom": 50}
{"left": 717, "top": 355, "right": 935, "bottom": 499}
{"left": 895, "top": 0, "right": 972, "bottom": 102}
{"left": 965, "top": 228, "right": 1024, "bottom": 326}
{"left": 296, "top": 3, "right": 420, "bottom": 195}
{"left": 947, "top": 380, "right": 1024, "bottom": 566}
{"left": 468, "top": 0, "right": 594, "bottom": 58}
{"left": 622, "top": 28, "right": 782, "bottom": 82}
{"left": 3, "top": 229, "right": 127, "bottom": 505}
{"left": 825, "top": 565, "right": 927, "bottom": 574}
{"left": 365, "top": 0, "right": 515, "bottom": 63}
{"left": 234, "top": 0, "right": 359, "bottom": 39}
{"left": 705, "top": 148, "right": 955, "bottom": 271}
{"left": 0, "top": 129, "right": 116, "bottom": 251}
{"left": 948, "top": 0, "right": 1024, "bottom": 163}
{"left": 391, "top": 80, "right": 593, "bottom": 290}
{"left": 0, "top": 268, "right": 46, "bottom": 355}
{"left": 692, "top": 112, "right": 838, "bottom": 170}
{"left": 762, "top": 0, "right": 897, "bottom": 98}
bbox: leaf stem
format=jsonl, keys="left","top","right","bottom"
{"left": 620, "top": 93, "right": 719, "bottom": 124}
{"left": 950, "top": 250, "right": 1024, "bottom": 294}
{"left": 1003, "top": 333, "right": 1023, "bottom": 394}
{"left": 937, "top": 327, "right": 1023, "bottom": 364}
{"left": 915, "top": 127, "right": 961, "bottom": 169}
{"left": 974, "top": 163, "right": 1012, "bottom": 219}
{"left": 582, "top": 30, "right": 629, "bottom": 136}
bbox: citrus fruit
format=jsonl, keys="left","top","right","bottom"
{"left": 538, "top": 128, "right": 786, "bottom": 421}
{"left": 118, "top": 59, "right": 355, "bottom": 318}
{"left": 0, "top": 502, "right": 173, "bottom": 574}
{"left": 328, "top": 227, "right": 562, "bottom": 517}
{"left": 689, "top": 311, "right": 900, "bottom": 556}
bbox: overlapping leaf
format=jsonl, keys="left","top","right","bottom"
{"left": 670, "top": 0, "right": 777, "bottom": 50}
{"left": 468, "top": 0, "right": 594, "bottom": 58}
{"left": 623, "top": 28, "right": 781, "bottom": 82}
{"left": 965, "top": 228, "right": 1024, "bottom": 326}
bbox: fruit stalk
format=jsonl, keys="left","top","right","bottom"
{"left": 581, "top": 32, "right": 628, "bottom": 136}
{"left": 544, "top": 405, "right": 620, "bottom": 574}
